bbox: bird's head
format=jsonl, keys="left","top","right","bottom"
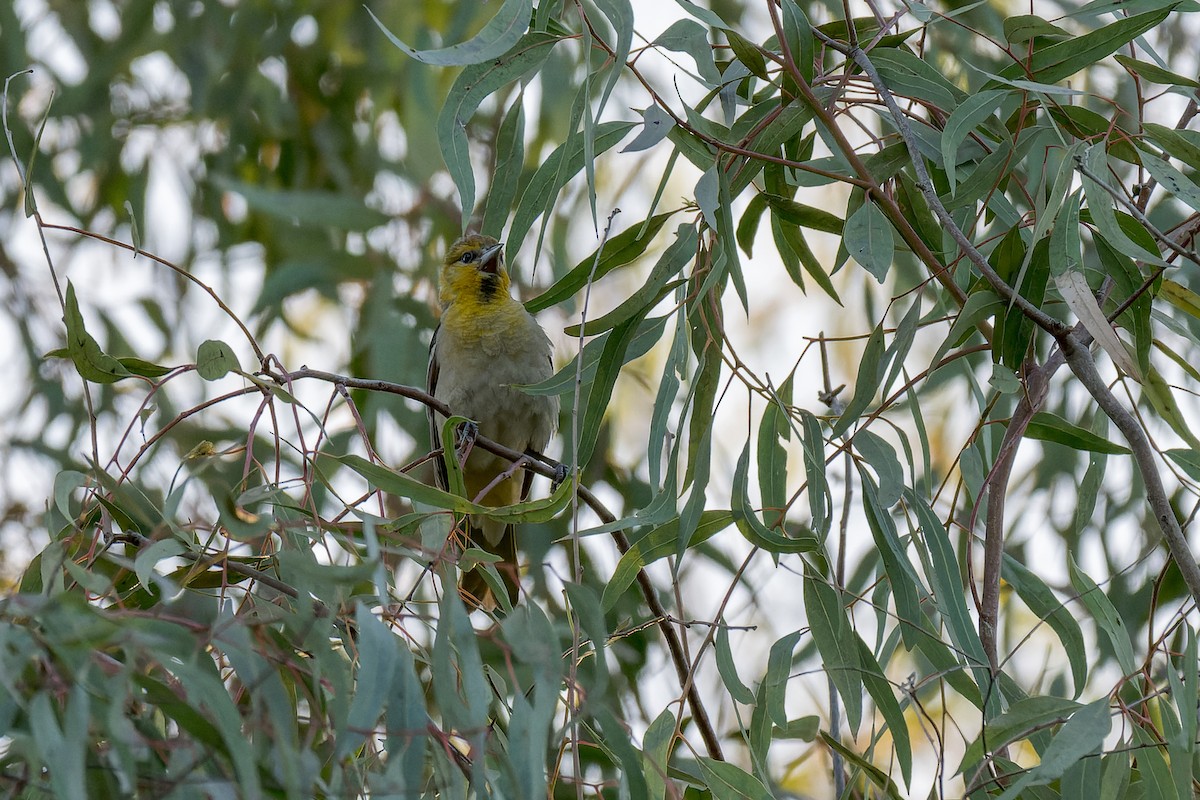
{"left": 438, "top": 233, "right": 510, "bottom": 307}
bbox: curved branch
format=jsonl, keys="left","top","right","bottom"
{"left": 270, "top": 366, "right": 726, "bottom": 760}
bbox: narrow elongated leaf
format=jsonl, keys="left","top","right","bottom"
{"left": 322, "top": 453, "right": 572, "bottom": 523}
{"left": 62, "top": 283, "right": 131, "bottom": 384}
{"left": 821, "top": 734, "right": 906, "bottom": 800}
{"left": 995, "top": 6, "right": 1173, "bottom": 85}
{"left": 859, "top": 476, "right": 925, "bottom": 647}
{"left": 1142, "top": 364, "right": 1200, "bottom": 449}
{"left": 1114, "top": 54, "right": 1200, "bottom": 87}
{"left": 831, "top": 323, "right": 887, "bottom": 437}
{"left": 800, "top": 411, "right": 832, "bottom": 536}
{"left": 758, "top": 376, "right": 792, "bottom": 520}
{"left": 715, "top": 624, "right": 755, "bottom": 705}
{"left": 853, "top": 430, "right": 903, "bottom": 508}
{"left": 1068, "top": 557, "right": 1136, "bottom": 676}
{"left": 907, "top": 491, "right": 995, "bottom": 709}
{"left": 1003, "top": 554, "right": 1088, "bottom": 696}
{"left": 600, "top": 510, "right": 732, "bottom": 611}
{"left": 526, "top": 209, "right": 670, "bottom": 312}
{"left": 996, "top": 698, "right": 1112, "bottom": 800}
{"left": 732, "top": 443, "right": 818, "bottom": 554}
{"left": 1055, "top": 270, "right": 1141, "bottom": 380}
{"left": 572, "top": 223, "right": 696, "bottom": 336}
{"left": 1025, "top": 412, "right": 1131, "bottom": 455}
{"left": 941, "top": 89, "right": 1008, "bottom": 190}
{"left": 853, "top": 634, "right": 912, "bottom": 786}
{"left": 804, "top": 569, "right": 863, "bottom": 731}
{"left": 481, "top": 97, "right": 526, "bottom": 239}
{"left": 1144, "top": 123, "right": 1200, "bottom": 171}
{"left": 844, "top": 200, "right": 894, "bottom": 283}
{"left": 367, "top": 0, "right": 532, "bottom": 65}
{"left": 1139, "top": 148, "right": 1200, "bottom": 212}
{"left": 696, "top": 757, "right": 774, "bottom": 800}
{"left": 437, "top": 32, "right": 557, "bottom": 219}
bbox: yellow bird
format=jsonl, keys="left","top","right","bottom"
{"left": 427, "top": 233, "right": 558, "bottom": 608}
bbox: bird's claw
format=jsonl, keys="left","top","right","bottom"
{"left": 550, "top": 462, "right": 570, "bottom": 489}
{"left": 455, "top": 420, "right": 479, "bottom": 462}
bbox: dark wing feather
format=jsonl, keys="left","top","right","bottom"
{"left": 427, "top": 322, "right": 449, "bottom": 490}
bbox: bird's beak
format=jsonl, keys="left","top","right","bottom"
{"left": 479, "top": 242, "right": 504, "bottom": 274}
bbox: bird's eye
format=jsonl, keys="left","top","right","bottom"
{"left": 460, "top": 251, "right": 477, "bottom": 264}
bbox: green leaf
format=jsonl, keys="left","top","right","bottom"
{"left": 433, "top": 592, "right": 489, "bottom": 773}
{"left": 1068, "top": 556, "right": 1137, "bottom": 677}
{"left": 757, "top": 376, "right": 791, "bottom": 518}
{"left": 762, "top": 193, "right": 843, "bottom": 233}
{"left": 116, "top": 356, "right": 172, "bottom": 378}
{"left": 1142, "top": 364, "right": 1200, "bottom": 449}
{"left": 1138, "top": 148, "right": 1200, "bottom": 212}
{"left": 853, "top": 634, "right": 912, "bottom": 786}
{"left": 62, "top": 282, "right": 131, "bottom": 384}
{"left": 623, "top": 104, "right": 675, "bottom": 153}
{"left": 577, "top": 308, "right": 655, "bottom": 466}
{"left": 853, "top": 430, "right": 903, "bottom": 508}
{"left": 339, "top": 604, "right": 397, "bottom": 757}
{"left": 859, "top": 476, "right": 926, "bottom": 648}
{"left": 941, "top": 89, "right": 1008, "bottom": 191}
{"left": 1003, "top": 15, "right": 1070, "bottom": 43}
{"left": 1144, "top": 123, "right": 1200, "bottom": 172}
{"left": 695, "top": 757, "right": 774, "bottom": 800}
{"left": 437, "top": 32, "right": 557, "bottom": 220}
{"left": 367, "top": 0, "right": 532, "bottom": 65}
{"left": 1003, "top": 554, "right": 1088, "bottom": 697}
{"left": 1114, "top": 54, "right": 1200, "bottom": 88}
{"left": 907, "top": 490, "right": 994, "bottom": 709}
{"left": 1166, "top": 448, "right": 1200, "bottom": 482}
{"left": 715, "top": 624, "right": 755, "bottom": 705}
{"left": 799, "top": 411, "right": 832, "bottom": 536}
{"left": 1024, "top": 412, "right": 1132, "bottom": 455}
{"left": 653, "top": 19, "right": 721, "bottom": 85}
{"left": 731, "top": 443, "right": 818, "bottom": 554}
{"left": 831, "top": 323, "right": 886, "bottom": 437}
{"left": 600, "top": 510, "right": 733, "bottom": 611}
{"left": 642, "top": 709, "right": 676, "bottom": 800}
{"left": 995, "top": 6, "right": 1174, "bottom": 86}
{"left": 843, "top": 200, "right": 894, "bottom": 283}
{"left": 569, "top": 224, "right": 697, "bottom": 336}
{"left": 1081, "top": 143, "right": 1168, "bottom": 266}
{"left": 481, "top": 97, "right": 527, "bottom": 239}
{"left": 322, "top": 453, "right": 572, "bottom": 523}
{"left": 821, "top": 734, "right": 906, "bottom": 800}
{"left": 995, "top": 698, "right": 1112, "bottom": 800}
{"left": 525, "top": 208, "right": 668, "bottom": 312}
{"left": 870, "top": 49, "right": 966, "bottom": 110}
{"left": 805, "top": 568, "right": 863, "bottom": 731}
{"left": 726, "top": 30, "right": 769, "bottom": 80}
{"left": 195, "top": 339, "right": 240, "bottom": 381}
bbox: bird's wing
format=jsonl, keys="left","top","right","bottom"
{"left": 427, "top": 322, "right": 449, "bottom": 490}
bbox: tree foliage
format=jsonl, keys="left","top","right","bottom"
{"left": 3, "top": 0, "right": 1200, "bottom": 796}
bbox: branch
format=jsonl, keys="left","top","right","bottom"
{"left": 844, "top": 47, "right": 1200, "bottom": 613}
{"left": 270, "top": 366, "right": 726, "bottom": 760}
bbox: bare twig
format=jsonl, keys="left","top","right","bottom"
{"left": 268, "top": 365, "right": 727, "bottom": 760}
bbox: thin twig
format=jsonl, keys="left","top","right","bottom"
{"left": 269, "top": 365, "right": 728, "bottom": 760}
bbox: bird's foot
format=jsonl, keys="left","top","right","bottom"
{"left": 455, "top": 420, "right": 479, "bottom": 463}
{"left": 550, "top": 462, "right": 570, "bottom": 489}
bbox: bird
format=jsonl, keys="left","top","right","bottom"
{"left": 427, "top": 233, "right": 558, "bottom": 609}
